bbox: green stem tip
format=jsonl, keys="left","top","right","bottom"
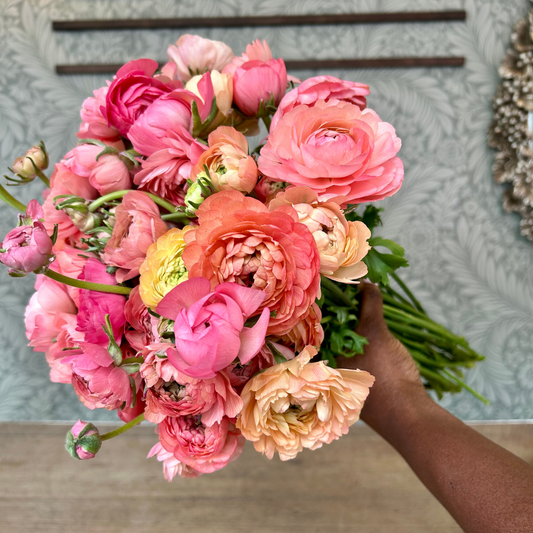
{"left": 45, "top": 269, "right": 132, "bottom": 295}
{"left": 100, "top": 413, "right": 145, "bottom": 441}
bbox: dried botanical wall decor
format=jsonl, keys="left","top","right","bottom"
{"left": 489, "top": 3, "right": 533, "bottom": 241}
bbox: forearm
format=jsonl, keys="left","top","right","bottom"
{"left": 364, "top": 386, "right": 533, "bottom": 533}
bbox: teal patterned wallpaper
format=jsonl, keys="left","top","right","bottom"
{"left": 0, "top": 0, "right": 532, "bottom": 421}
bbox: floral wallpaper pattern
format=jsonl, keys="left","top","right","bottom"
{"left": 0, "top": 0, "right": 532, "bottom": 421}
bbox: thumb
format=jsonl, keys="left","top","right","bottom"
{"left": 355, "top": 282, "right": 389, "bottom": 340}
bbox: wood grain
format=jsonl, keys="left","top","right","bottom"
{"left": 52, "top": 11, "right": 467, "bottom": 31}
{"left": 1, "top": 422, "right": 531, "bottom": 533}
{"left": 55, "top": 57, "right": 465, "bottom": 75}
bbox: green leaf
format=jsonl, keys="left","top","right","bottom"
{"left": 345, "top": 205, "right": 383, "bottom": 232}
{"left": 364, "top": 236, "right": 409, "bottom": 285}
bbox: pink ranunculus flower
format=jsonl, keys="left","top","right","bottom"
{"left": 148, "top": 441, "right": 201, "bottom": 480}
{"left": 63, "top": 144, "right": 132, "bottom": 195}
{"left": 269, "top": 186, "right": 371, "bottom": 283}
{"left": 141, "top": 344, "right": 243, "bottom": 424}
{"left": 237, "top": 346, "right": 375, "bottom": 461}
{"left": 43, "top": 163, "right": 99, "bottom": 244}
{"left": 182, "top": 191, "right": 321, "bottom": 336}
{"left": 75, "top": 258, "right": 127, "bottom": 345}
{"left": 231, "top": 58, "right": 287, "bottom": 117}
{"left": 223, "top": 39, "right": 276, "bottom": 75}
{"left": 63, "top": 341, "right": 133, "bottom": 411}
{"left": 77, "top": 85, "right": 122, "bottom": 143}
{"left": 270, "top": 75, "right": 370, "bottom": 130}
{"left": 167, "top": 34, "right": 234, "bottom": 82}
{"left": 133, "top": 126, "right": 206, "bottom": 206}
{"left": 0, "top": 200, "right": 53, "bottom": 276}
{"left": 102, "top": 191, "right": 168, "bottom": 282}
{"left": 128, "top": 90, "right": 195, "bottom": 157}
{"left": 258, "top": 99, "right": 404, "bottom": 205}
{"left": 124, "top": 286, "right": 158, "bottom": 352}
{"left": 155, "top": 277, "right": 270, "bottom": 379}
{"left": 25, "top": 274, "right": 77, "bottom": 355}
{"left": 66, "top": 420, "right": 102, "bottom": 460}
{"left": 46, "top": 320, "right": 82, "bottom": 383}
{"left": 159, "top": 415, "right": 245, "bottom": 474}
{"left": 104, "top": 59, "right": 181, "bottom": 136}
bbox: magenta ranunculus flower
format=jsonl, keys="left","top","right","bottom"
{"left": 259, "top": 99, "right": 404, "bottom": 205}
{"left": 128, "top": 90, "right": 196, "bottom": 157}
{"left": 104, "top": 59, "right": 181, "bottom": 136}
{"left": 155, "top": 277, "right": 270, "bottom": 379}
{"left": 159, "top": 415, "right": 244, "bottom": 474}
{"left": 76, "top": 258, "right": 126, "bottom": 345}
{"left": 63, "top": 143, "right": 132, "bottom": 195}
{"left": 102, "top": 191, "right": 168, "bottom": 282}
{"left": 270, "top": 75, "right": 370, "bottom": 130}
{"left": 66, "top": 420, "right": 102, "bottom": 460}
{"left": 0, "top": 200, "right": 53, "bottom": 276}
{"left": 133, "top": 126, "right": 206, "bottom": 206}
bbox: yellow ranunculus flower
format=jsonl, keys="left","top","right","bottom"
{"left": 139, "top": 226, "right": 193, "bottom": 309}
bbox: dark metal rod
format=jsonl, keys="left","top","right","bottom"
{"left": 52, "top": 11, "right": 467, "bottom": 31}
{"left": 55, "top": 57, "right": 465, "bottom": 75}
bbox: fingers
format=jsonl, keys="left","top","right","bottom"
{"left": 356, "top": 282, "right": 389, "bottom": 339}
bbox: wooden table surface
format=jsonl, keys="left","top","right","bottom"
{"left": 1, "top": 422, "right": 532, "bottom": 533}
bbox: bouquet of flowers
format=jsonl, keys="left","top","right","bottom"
{"left": 0, "top": 35, "right": 485, "bottom": 480}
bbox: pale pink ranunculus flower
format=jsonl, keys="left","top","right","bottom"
{"left": 133, "top": 126, "right": 206, "bottom": 206}
{"left": 75, "top": 258, "right": 126, "bottom": 345}
{"left": 159, "top": 415, "right": 245, "bottom": 474}
{"left": 148, "top": 441, "right": 201, "bottom": 480}
{"left": 182, "top": 191, "right": 321, "bottom": 337}
{"left": 258, "top": 99, "right": 404, "bottom": 205}
{"left": 42, "top": 163, "right": 99, "bottom": 244}
{"left": 237, "top": 346, "right": 374, "bottom": 461}
{"left": 63, "top": 144, "right": 132, "bottom": 195}
{"left": 167, "top": 34, "right": 234, "bottom": 82}
{"left": 77, "top": 85, "right": 122, "bottom": 143}
{"left": 269, "top": 186, "right": 371, "bottom": 283}
{"left": 191, "top": 126, "right": 258, "bottom": 193}
{"left": 155, "top": 277, "right": 270, "bottom": 379}
{"left": 105, "top": 59, "right": 182, "bottom": 136}
{"left": 128, "top": 90, "right": 195, "bottom": 157}
{"left": 223, "top": 39, "right": 275, "bottom": 75}
{"left": 102, "top": 191, "right": 168, "bottom": 282}
{"left": 270, "top": 75, "right": 370, "bottom": 130}
{"left": 63, "top": 341, "right": 133, "bottom": 411}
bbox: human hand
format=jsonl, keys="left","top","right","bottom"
{"left": 336, "top": 282, "right": 427, "bottom": 431}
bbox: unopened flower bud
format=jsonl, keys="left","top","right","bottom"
{"left": 65, "top": 208, "right": 102, "bottom": 233}
{"left": 184, "top": 173, "right": 213, "bottom": 216}
{"left": 65, "top": 420, "right": 102, "bottom": 460}
{"left": 11, "top": 142, "right": 49, "bottom": 179}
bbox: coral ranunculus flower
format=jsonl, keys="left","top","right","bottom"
{"left": 258, "top": 99, "right": 404, "bottom": 205}
{"left": 182, "top": 190, "right": 321, "bottom": 336}
{"left": 191, "top": 126, "right": 258, "bottom": 193}
{"left": 139, "top": 227, "right": 193, "bottom": 309}
{"left": 269, "top": 186, "right": 371, "bottom": 283}
{"left": 237, "top": 346, "right": 374, "bottom": 461}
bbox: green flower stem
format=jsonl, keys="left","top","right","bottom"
{"left": 161, "top": 211, "right": 192, "bottom": 222}
{"left": 100, "top": 413, "right": 145, "bottom": 441}
{"left": 45, "top": 269, "right": 132, "bottom": 295}
{"left": 0, "top": 184, "right": 27, "bottom": 212}
{"left": 261, "top": 115, "right": 272, "bottom": 132}
{"left": 390, "top": 271, "right": 425, "bottom": 313}
{"left": 380, "top": 291, "right": 427, "bottom": 319}
{"left": 321, "top": 276, "right": 358, "bottom": 310}
{"left": 35, "top": 169, "right": 50, "bottom": 188}
{"left": 88, "top": 190, "right": 178, "bottom": 214}
{"left": 441, "top": 370, "right": 490, "bottom": 405}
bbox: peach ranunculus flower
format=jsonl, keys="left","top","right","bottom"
{"left": 258, "top": 99, "right": 404, "bottom": 205}
{"left": 269, "top": 186, "right": 371, "bottom": 283}
{"left": 237, "top": 346, "right": 374, "bottom": 460}
{"left": 182, "top": 190, "right": 321, "bottom": 337}
{"left": 280, "top": 302, "right": 324, "bottom": 353}
{"left": 167, "top": 34, "right": 235, "bottom": 83}
{"left": 191, "top": 126, "right": 258, "bottom": 193}
{"left": 139, "top": 226, "right": 194, "bottom": 309}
